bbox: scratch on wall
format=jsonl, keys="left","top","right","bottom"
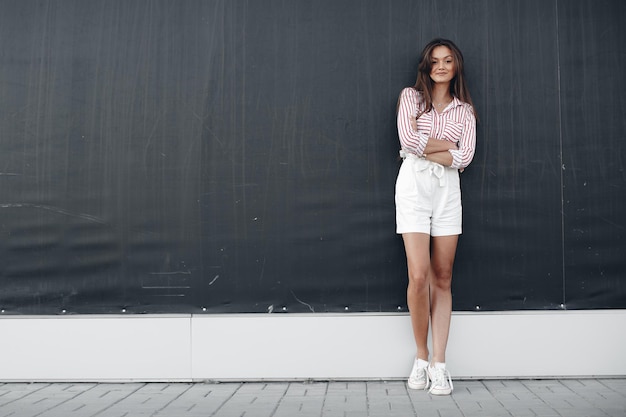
{"left": 0, "top": 203, "right": 107, "bottom": 224}
{"left": 291, "top": 290, "right": 315, "bottom": 313}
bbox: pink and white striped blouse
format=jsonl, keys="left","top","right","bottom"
{"left": 397, "top": 87, "right": 476, "bottom": 170}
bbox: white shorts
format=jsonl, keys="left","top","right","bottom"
{"left": 395, "top": 152, "right": 462, "bottom": 236}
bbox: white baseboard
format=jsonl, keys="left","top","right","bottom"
{"left": 0, "top": 310, "right": 624, "bottom": 381}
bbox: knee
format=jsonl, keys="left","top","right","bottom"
{"left": 407, "top": 268, "right": 429, "bottom": 292}
{"left": 431, "top": 265, "right": 453, "bottom": 290}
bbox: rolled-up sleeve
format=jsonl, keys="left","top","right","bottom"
{"left": 448, "top": 105, "right": 476, "bottom": 170}
{"left": 397, "top": 88, "right": 428, "bottom": 155}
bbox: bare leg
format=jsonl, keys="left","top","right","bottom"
{"left": 429, "top": 234, "right": 458, "bottom": 364}
{"left": 402, "top": 233, "right": 431, "bottom": 361}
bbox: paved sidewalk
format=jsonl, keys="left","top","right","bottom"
{"left": 0, "top": 379, "right": 624, "bottom": 417}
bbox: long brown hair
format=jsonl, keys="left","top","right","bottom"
{"left": 413, "top": 38, "right": 477, "bottom": 120}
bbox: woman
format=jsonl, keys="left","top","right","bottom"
{"left": 395, "top": 38, "right": 477, "bottom": 395}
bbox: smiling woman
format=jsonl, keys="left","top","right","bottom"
{"left": 430, "top": 48, "right": 456, "bottom": 106}
{"left": 394, "top": 38, "right": 477, "bottom": 396}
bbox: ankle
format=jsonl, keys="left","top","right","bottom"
{"left": 415, "top": 358, "right": 429, "bottom": 368}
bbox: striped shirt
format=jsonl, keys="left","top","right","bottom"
{"left": 397, "top": 87, "right": 476, "bottom": 170}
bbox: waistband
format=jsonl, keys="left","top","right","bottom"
{"left": 399, "top": 149, "right": 425, "bottom": 160}
{"left": 399, "top": 149, "right": 448, "bottom": 187}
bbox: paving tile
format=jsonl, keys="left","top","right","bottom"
{"left": 272, "top": 382, "right": 326, "bottom": 417}
{"left": 94, "top": 383, "right": 191, "bottom": 417}
{"left": 408, "top": 390, "right": 464, "bottom": 417}
{"left": 0, "top": 383, "right": 53, "bottom": 408}
{"left": 36, "top": 384, "right": 143, "bottom": 417}
{"left": 366, "top": 382, "right": 417, "bottom": 417}
{"left": 153, "top": 383, "right": 243, "bottom": 417}
{"left": 207, "top": 383, "right": 289, "bottom": 417}
{"left": 320, "top": 381, "right": 368, "bottom": 417}
{"left": 0, "top": 383, "right": 99, "bottom": 417}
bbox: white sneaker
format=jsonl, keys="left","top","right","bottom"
{"left": 407, "top": 358, "right": 429, "bottom": 390}
{"left": 427, "top": 363, "right": 453, "bottom": 395}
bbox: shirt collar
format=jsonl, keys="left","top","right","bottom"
{"left": 450, "top": 96, "right": 462, "bottom": 108}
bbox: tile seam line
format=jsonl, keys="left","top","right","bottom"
{"left": 0, "top": 384, "right": 53, "bottom": 408}
{"left": 32, "top": 384, "right": 99, "bottom": 417}
{"left": 90, "top": 383, "right": 147, "bottom": 417}
{"left": 267, "top": 382, "right": 290, "bottom": 417}
{"left": 208, "top": 382, "right": 243, "bottom": 417}
{"left": 149, "top": 384, "right": 195, "bottom": 417}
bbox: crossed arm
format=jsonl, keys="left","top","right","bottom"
{"left": 410, "top": 118, "right": 456, "bottom": 167}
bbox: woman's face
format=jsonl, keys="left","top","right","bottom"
{"left": 429, "top": 46, "right": 456, "bottom": 84}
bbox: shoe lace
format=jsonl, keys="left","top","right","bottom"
{"left": 428, "top": 367, "right": 453, "bottom": 393}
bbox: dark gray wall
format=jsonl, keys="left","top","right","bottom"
{"left": 0, "top": 0, "right": 624, "bottom": 314}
